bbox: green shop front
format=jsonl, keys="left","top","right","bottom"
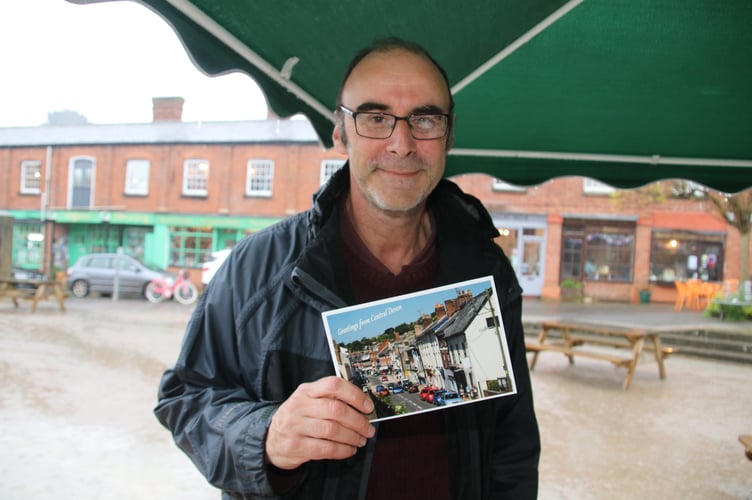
{"left": 8, "top": 209, "right": 281, "bottom": 275}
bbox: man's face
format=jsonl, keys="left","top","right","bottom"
{"left": 333, "top": 49, "right": 453, "bottom": 217}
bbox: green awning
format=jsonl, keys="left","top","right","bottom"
{"left": 68, "top": 0, "right": 752, "bottom": 193}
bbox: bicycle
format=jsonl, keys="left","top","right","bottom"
{"left": 145, "top": 269, "right": 198, "bottom": 305}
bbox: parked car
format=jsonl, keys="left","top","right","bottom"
{"left": 407, "top": 384, "right": 419, "bottom": 393}
{"left": 201, "top": 248, "right": 232, "bottom": 287}
{"left": 428, "top": 389, "right": 446, "bottom": 404}
{"left": 11, "top": 267, "right": 45, "bottom": 289}
{"left": 66, "top": 253, "right": 172, "bottom": 299}
{"left": 420, "top": 386, "right": 439, "bottom": 401}
{"left": 435, "top": 391, "right": 463, "bottom": 406}
{"left": 375, "top": 385, "right": 389, "bottom": 397}
{"left": 391, "top": 385, "right": 404, "bottom": 394}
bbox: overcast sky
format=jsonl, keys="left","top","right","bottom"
{"left": 0, "top": 0, "right": 269, "bottom": 127}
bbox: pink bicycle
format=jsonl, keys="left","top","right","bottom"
{"left": 145, "top": 269, "right": 198, "bottom": 305}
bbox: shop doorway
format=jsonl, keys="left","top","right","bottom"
{"left": 493, "top": 215, "right": 547, "bottom": 296}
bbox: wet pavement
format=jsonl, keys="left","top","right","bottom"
{"left": 1, "top": 296, "right": 750, "bottom": 499}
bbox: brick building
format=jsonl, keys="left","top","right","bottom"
{"left": 1, "top": 98, "right": 747, "bottom": 303}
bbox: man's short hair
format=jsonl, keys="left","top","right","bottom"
{"left": 335, "top": 37, "right": 455, "bottom": 115}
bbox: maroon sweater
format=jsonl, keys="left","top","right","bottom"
{"left": 340, "top": 206, "right": 452, "bottom": 500}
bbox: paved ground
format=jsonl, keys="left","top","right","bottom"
{"left": 0, "top": 296, "right": 750, "bottom": 499}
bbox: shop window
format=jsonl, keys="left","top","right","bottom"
{"left": 561, "top": 221, "right": 635, "bottom": 282}
{"left": 125, "top": 159, "right": 150, "bottom": 195}
{"left": 246, "top": 159, "right": 274, "bottom": 197}
{"left": 649, "top": 230, "right": 724, "bottom": 283}
{"left": 169, "top": 226, "right": 213, "bottom": 268}
{"left": 20, "top": 160, "right": 42, "bottom": 194}
{"left": 320, "top": 159, "right": 345, "bottom": 186}
{"left": 12, "top": 222, "right": 44, "bottom": 268}
{"left": 183, "top": 159, "right": 209, "bottom": 196}
{"left": 492, "top": 178, "right": 526, "bottom": 192}
{"left": 583, "top": 178, "right": 615, "bottom": 195}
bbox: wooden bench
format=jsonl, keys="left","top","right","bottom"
{"left": 526, "top": 320, "right": 672, "bottom": 389}
{"left": 739, "top": 435, "right": 752, "bottom": 461}
{"left": 0, "top": 279, "right": 67, "bottom": 312}
{"left": 0, "top": 283, "right": 36, "bottom": 307}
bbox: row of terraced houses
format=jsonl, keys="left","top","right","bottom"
{"left": 1, "top": 97, "right": 748, "bottom": 304}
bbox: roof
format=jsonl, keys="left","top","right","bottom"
{"left": 0, "top": 118, "right": 320, "bottom": 147}
{"left": 440, "top": 288, "right": 492, "bottom": 339}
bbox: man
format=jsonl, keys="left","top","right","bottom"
{"left": 155, "top": 38, "right": 540, "bottom": 499}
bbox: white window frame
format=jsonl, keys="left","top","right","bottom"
{"left": 183, "top": 158, "right": 209, "bottom": 197}
{"left": 124, "top": 159, "right": 150, "bottom": 195}
{"left": 583, "top": 178, "right": 615, "bottom": 195}
{"left": 20, "top": 160, "right": 42, "bottom": 194}
{"left": 245, "top": 158, "right": 274, "bottom": 197}
{"left": 67, "top": 156, "right": 96, "bottom": 208}
{"left": 320, "top": 159, "right": 346, "bottom": 186}
{"left": 492, "top": 178, "right": 527, "bottom": 192}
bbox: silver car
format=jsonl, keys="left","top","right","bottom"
{"left": 66, "top": 253, "right": 171, "bottom": 298}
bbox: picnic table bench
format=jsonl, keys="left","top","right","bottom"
{"left": 740, "top": 435, "right": 752, "bottom": 461}
{"left": 0, "top": 278, "right": 67, "bottom": 312}
{"left": 525, "top": 320, "right": 674, "bottom": 389}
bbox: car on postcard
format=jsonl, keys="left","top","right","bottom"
{"left": 436, "top": 391, "right": 464, "bottom": 406}
{"left": 380, "top": 375, "right": 388, "bottom": 381}
{"left": 407, "top": 384, "right": 419, "bottom": 393}
{"left": 377, "top": 386, "right": 390, "bottom": 397}
{"left": 420, "top": 386, "right": 439, "bottom": 401}
{"left": 428, "top": 389, "right": 446, "bottom": 404}
{"left": 66, "top": 253, "right": 172, "bottom": 299}
{"left": 201, "top": 248, "right": 232, "bottom": 287}
{"left": 391, "top": 385, "right": 404, "bottom": 394}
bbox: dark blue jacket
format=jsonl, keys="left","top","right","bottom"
{"left": 155, "top": 165, "right": 540, "bottom": 499}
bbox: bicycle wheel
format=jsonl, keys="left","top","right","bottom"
{"left": 174, "top": 282, "right": 199, "bottom": 305}
{"left": 145, "top": 281, "right": 166, "bottom": 303}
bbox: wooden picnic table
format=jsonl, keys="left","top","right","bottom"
{"left": 525, "top": 320, "right": 673, "bottom": 389}
{"left": 0, "top": 278, "right": 67, "bottom": 312}
{"left": 739, "top": 435, "right": 752, "bottom": 461}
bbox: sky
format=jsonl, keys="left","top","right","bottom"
{"left": 323, "top": 278, "right": 497, "bottom": 344}
{"left": 0, "top": 0, "right": 269, "bottom": 128}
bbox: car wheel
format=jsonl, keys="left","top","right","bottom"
{"left": 71, "top": 279, "right": 90, "bottom": 298}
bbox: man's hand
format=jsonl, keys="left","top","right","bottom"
{"left": 265, "top": 376, "right": 376, "bottom": 470}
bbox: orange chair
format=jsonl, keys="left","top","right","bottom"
{"left": 696, "top": 281, "right": 721, "bottom": 310}
{"left": 674, "top": 281, "right": 691, "bottom": 311}
{"left": 684, "top": 279, "right": 705, "bottom": 311}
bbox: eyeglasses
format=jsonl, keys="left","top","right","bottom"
{"left": 339, "top": 105, "right": 449, "bottom": 140}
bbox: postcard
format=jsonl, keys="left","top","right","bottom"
{"left": 321, "top": 276, "right": 516, "bottom": 422}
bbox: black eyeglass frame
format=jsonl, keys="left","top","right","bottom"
{"left": 338, "top": 105, "right": 450, "bottom": 140}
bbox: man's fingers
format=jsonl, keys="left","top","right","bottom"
{"left": 265, "top": 376, "right": 377, "bottom": 469}
{"left": 302, "top": 376, "right": 375, "bottom": 415}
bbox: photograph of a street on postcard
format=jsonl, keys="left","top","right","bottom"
{"left": 322, "top": 276, "right": 517, "bottom": 422}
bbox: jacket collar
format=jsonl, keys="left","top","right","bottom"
{"left": 307, "top": 161, "right": 500, "bottom": 243}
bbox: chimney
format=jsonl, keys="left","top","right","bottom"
{"left": 152, "top": 97, "right": 184, "bottom": 122}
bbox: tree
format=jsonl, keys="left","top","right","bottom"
{"left": 705, "top": 190, "right": 752, "bottom": 282}
{"left": 46, "top": 110, "right": 89, "bottom": 125}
